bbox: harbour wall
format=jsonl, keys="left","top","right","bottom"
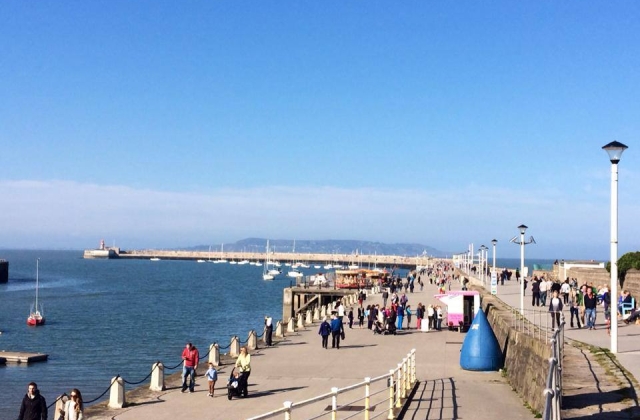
{"left": 84, "top": 248, "right": 430, "bottom": 269}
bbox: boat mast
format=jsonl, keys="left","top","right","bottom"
{"left": 35, "top": 258, "right": 39, "bottom": 311}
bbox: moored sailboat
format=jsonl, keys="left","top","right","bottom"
{"left": 27, "top": 258, "right": 45, "bottom": 326}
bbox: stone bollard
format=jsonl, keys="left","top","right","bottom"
{"left": 326, "top": 303, "right": 332, "bottom": 314}
{"left": 305, "top": 310, "right": 312, "bottom": 325}
{"left": 229, "top": 336, "right": 240, "bottom": 357}
{"left": 150, "top": 362, "right": 165, "bottom": 391}
{"left": 313, "top": 307, "right": 320, "bottom": 321}
{"left": 320, "top": 306, "right": 327, "bottom": 318}
{"left": 287, "top": 317, "right": 296, "bottom": 333}
{"left": 297, "top": 313, "right": 304, "bottom": 329}
{"left": 109, "top": 376, "right": 125, "bottom": 408}
{"left": 209, "top": 343, "right": 220, "bottom": 366}
{"left": 247, "top": 330, "right": 257, "bottom": 350}
{"left": 261, "top": 326, "right": 268, "bottom": 346}
{"left": 275, "top": 320, "right": 285, "bottom": 337}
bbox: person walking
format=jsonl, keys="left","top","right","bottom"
{"left": 548, "top": 290, "right": 563, "bottom": 330}
{"left": 181, "top": 342, "right": 199, "bottom": 393}
{"left": 584, "top": 288, "right": 598, "bottom": 330}
{"left": 396, "top": 304, "right": 405, "bottom": 330}
{"left": 18, "top": 382, "right": 47, "bottom": 420}
{"left": 569, "top": 288, "right": 582, "bottom": 329}
{"left": 235, "top": 346, "right": 252, "bottom": 396}
{"left": 205, "top": 362, "right": 218, "bottom": 398}
{"left": 59, "top": 388, "right": 84, "bottom": 420}
{"left": 531, "top": 277, "right": 541, "bottom": 307}
{"left": 357, "top": 306, "right": 365, "bottom": 328}
{"left": 318, "top": 316, "right": 331, "bottom": 348}
{"left": 330, "top": 313, "right": 342, "bottom": 349}
{"left": 405, "top": 305, "right": 412, "bottom": 329}
{"left": 382, "top": 289, "right": 389, "bottom": 308}
{"left": 347, "top": 308, "right": 354, "bottom": 329}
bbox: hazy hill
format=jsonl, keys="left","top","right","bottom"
{"left": 184, "top": 238, "right": 445, "bottom": 257}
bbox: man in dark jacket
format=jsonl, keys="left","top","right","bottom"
{"left": 18, "top": 382, "right": 47, "bottom": 420}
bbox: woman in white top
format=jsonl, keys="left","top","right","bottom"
{"left": 59, "top": 388, "right": 83, "bottom": 420}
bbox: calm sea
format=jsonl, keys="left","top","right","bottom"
{"left": 0, "top": 250, "right": 300, "bottom": 420}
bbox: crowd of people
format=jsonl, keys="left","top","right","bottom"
{"left": 524, "top": 275, "right": 636, "bottom": 333}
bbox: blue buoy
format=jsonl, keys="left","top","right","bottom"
{"left": 459, "top": 309, "right": 503, "bottom": 371}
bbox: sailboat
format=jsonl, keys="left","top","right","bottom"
{"left": 262, "top": 240, "right": 274, "bottom": 281}
{"left": 27, "top": 258, "right": 45, "bottom": 326}
{"left": 287, "top": 240, "right": 303, "bottom": 278}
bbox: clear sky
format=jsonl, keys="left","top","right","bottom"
{"left": 1, "top": 1, "right": 638, "bottom": 259}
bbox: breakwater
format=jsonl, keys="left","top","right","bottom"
{"left": 83, "top": 248, "right": 429, "bottom": 269}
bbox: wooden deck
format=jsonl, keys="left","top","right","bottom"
{"left": 0, "top": 351, "right": 48, "bottom": 365}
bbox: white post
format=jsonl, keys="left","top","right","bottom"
{"left": 230, "top": 336, "right": 240, "bottom": 357}
{"left": 610, "top": 161, "right": 619, "bottom": 353}
{"left": 492, "top": 241, "right": 497, "bottom": 271}
{"left": 331, "top": 387, "right": 339, "bottom": 420}
{"left": 396, "top": 364, "right": 402, "bottom": 408}
{"left": 247, "top": 330, "right": 257, "bottom": 350}
{"left": 364, "top": 377, "right": 371, "bottom": 420}
{"left": 150, "top": 362, "right": 165, "bottom": 391}
{"left": 284, "top": 401, "right": 293, "bottom": 420}
{"left": 108, "top": 376, "right": 125, "bottom": 408}
{"left": 387, "top": 370, "right": 395, "bottom": 420}
{"left": 520, "top": 230, "right": 525, "bottom": 315}
{"left": 209, "top": 343, "right": 220, "bottom": 366}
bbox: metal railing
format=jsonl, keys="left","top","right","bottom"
{"left": 509, "top": 308, "right": 565, "bottom": 345}
{"left": 247, "top": 349, "right": 416, "bottom": 420}
{"left": 542, "top": 316, "right": 564, "bottom": 420}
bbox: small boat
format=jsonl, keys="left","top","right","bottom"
{"left": 27, "top": 259, "right": 45, "bottom": 326}
{"left": 197, "top": 259, "right": 206, "bottom": 263}
{"left": 150, "top": 257, "right": 161, "bottom": 261}
{"left": 287, "top": 269, "right": 303, "bottom": 278}
{"left": 263, "top": 241, "right": 274, "bottom": 280}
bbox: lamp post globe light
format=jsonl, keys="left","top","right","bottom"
{"left": 510, "top": 225, "right": 535, "bottom": 315}
{"left": 603, "top": 141, "right": 628, "bottom": 354}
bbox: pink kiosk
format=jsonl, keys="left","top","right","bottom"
{"left": 434, "top": 291, "right": 480, "bottom": 332}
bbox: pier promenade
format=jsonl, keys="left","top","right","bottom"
{"left": 84, "top": 271, "right": 640, "bottom": 420}
{"left": 87, "top": 279, "right": 535, "bottom": 420}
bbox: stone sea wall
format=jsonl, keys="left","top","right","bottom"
{"left": 476, "top": 291, "right": 551, "bottom": 415}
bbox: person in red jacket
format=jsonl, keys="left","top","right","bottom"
{"left": 181, "top": 342, "right": 199, "bottom": 393}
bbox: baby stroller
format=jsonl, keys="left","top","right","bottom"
{"left": 385, "top": 318, "right": 397, "bottom": 335}
{"left": 227, "top": 367, "right": 249, "bottom": 399}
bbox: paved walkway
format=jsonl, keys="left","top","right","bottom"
{"left": 87, "top": 278, "right": 537, "bottom": 420}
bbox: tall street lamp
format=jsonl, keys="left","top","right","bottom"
{"left": 480, "top": 245, "right": 488, "bottom": 285}
{"left": 510, "top": 225, "right": 536, "bottom": 314}
{"left": 491, "top": 239, "right": 497, "bottom": 271}
{"left": 603, "top": 140, "right": 628, "bottom": 354}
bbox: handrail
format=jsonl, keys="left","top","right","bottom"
{"left": 542, "top": 315, "right": 564, "bottom": 420}
{"left": 247, "top": 349, "right": 416, "bottom": 420}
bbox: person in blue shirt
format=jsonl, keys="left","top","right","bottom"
{"left": 330, "top": 313, "right": 342, "bottom": 349}
{"left": 205, "top": 362, "right": 218, "bottom": 397}
{"left": 318, "top": 316, "right": 331, "bottom": 349}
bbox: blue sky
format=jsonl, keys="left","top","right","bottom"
{"left": 1, "top": 1, "right": 638, "bottom": 259}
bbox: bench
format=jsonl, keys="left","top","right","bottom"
{"left": 621, "top": 297, "right": 635, "bottom": 319}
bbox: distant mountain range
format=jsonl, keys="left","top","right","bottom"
{"left": 184, "top": 238, "right": 446, "bottom": 257}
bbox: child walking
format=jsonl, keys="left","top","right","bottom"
{"left": 205, "top": 362, "right": 218, "bottom": 397}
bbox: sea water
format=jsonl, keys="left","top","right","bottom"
{"left": 0, "top": 250, "right": 291, "bottom": 419}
